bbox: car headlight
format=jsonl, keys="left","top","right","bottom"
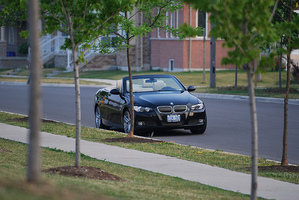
{"left": 191, "top": 103, "right": 204, "bottom": 111}
{"left": 134, "top": 106, "right": 153, "bottom": 112}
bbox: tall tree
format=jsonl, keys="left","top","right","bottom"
{"left": 1, "top": 0, "right": 42, "bottom": 182}
{"left": 0, "top": 0, "right": 26, "bottom": 27}
{"left": 40, "top": 0, "right": 126, "bottom": 167}
{"left": 27, "top": 0, "right": 42, "bottom": 183}
{"left": 182, "top": 1, "right": 279, "bottom": 199}
{"left": 105, "top": 0, "right": 183, "bottom": 137}
{"left": 272, "top": 0, "right": 299, "bottom": 166}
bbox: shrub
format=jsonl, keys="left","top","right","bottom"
{"left": 18, "top": 41, "right": 29, "bottom": 55}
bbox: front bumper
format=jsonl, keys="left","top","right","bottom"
{"left": 134, "top": 108, "right": 206, "bottom": 131}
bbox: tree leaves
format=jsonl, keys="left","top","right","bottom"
{"left": 184, "top": 0, "right": 280, "bottom": 69}
{"left": 0, "top": 0, "right": 27, "bottom": 27}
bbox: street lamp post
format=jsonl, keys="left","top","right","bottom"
{"left": 210, "top": 24, "right": 216, "bottom": 88}
{"left": 203, "top": 28, "right": 206, "bottom": 83}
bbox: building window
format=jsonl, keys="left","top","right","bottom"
{"left": 166, "top": 12, "right": 169, "bottom": 38}
{"left": 157, "top": 28, "right": 160, "bottom": 38}
{"left": 1, "top": 27, "right": 5, "bottom": 41}
{"left": 197, "top": 10, "right": 207, "bottom": 37}
{"left": 169, "top": 59, "right": 174, "bottom": 71}
{"left": 170, "top": 12, "right": 175, "bottom": 37}
{"left": 169, "top": 11, "right": 179, "bottom": 38}
{"left": 100, "top": 35, "right": 117, "bottom": 48}
{"left": 8, "top": 27, "right": 14, "bottom": 44}
{"left": 176, "top": 11, "right": 179, "bottom": 30}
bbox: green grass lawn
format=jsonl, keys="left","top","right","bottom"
{"left": 54, "top": 69, "right": 298, "bottom": 87}
{"left": 53, "top": 69, "right": 299, "bottom": 99}
{"left": 0, "top": 138, "right": 251, "bottom": 200}
{"left": 1, "top": 68, "right": 299, "bottom": 98}
{"left": 1, "top": 111, "right": 298, "bottom": 185}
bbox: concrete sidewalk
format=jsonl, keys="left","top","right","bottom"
{"left": 1, "top": 123, "right": 298, "bottom": 200}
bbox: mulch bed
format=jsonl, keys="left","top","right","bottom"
{"left": 6, "top": 117, "right": 57, "bottom": 124}
{"left": 102, "top": 137, "right": 164, "bottom": 143}
{"left": 42, "top": 166, "right": 123, "bottom": 181}
{"left": 0, "top": 148, "right": 13, "bottom": 153}
{"left": 258, "top": 165, "right": 299, "bottom": 173}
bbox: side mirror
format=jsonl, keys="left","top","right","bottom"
{"left": 187, "top": 86, "right": 196, "bottom": 92}
{"left": 110, "top": 88, "right": 120, "bottom": 95}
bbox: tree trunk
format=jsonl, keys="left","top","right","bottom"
{"left": 281, "top": 54, "right": 290, "bottom": 166}
{"left": 73, "top": 51, "right": 82, "bottom": 168}
{"left": 66, "top": 10, "right": 82, "bottom": 168}
{"left": 246, "top": 64, "right": 258, "bottom": 200}
{"left": 27, "top": 0, "right": 41, "bottom": 183}
{"left": 127, "top": 46, "right": 135, "bottom": 138}
{"left": 281, "top": 0, "right": 293, "bottom": 167}
{"left": 125, "top": 12, "right": 134, "bottom": 138}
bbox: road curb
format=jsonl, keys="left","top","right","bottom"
{"left": 193, "top": 93, "right": 299, "bottom": 105}
{"left": 1, "top": 80, "right": 299, "bottom": 105}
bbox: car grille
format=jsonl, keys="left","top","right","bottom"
{"left": 174, "top": 105, "right": 187, "bottom": 112}
{"left": 157, "top": 106, "right": 172, "bottom": 113}
{"left": 161, "top": 121, "right": 183, "bottom": 126}
{"left": 157, "top": 105, "right": 187, "bottom": 114}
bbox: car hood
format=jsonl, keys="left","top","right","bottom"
{"left": 132, "top": 91, "right": 201, "bottom": 107}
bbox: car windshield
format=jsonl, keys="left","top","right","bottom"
{"left": 124, "top": 76, "right": 185, "bottom": 93}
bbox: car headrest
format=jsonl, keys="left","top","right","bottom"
{"left": 142, "top": 79, "right": 153, "bottom": 88}
{"left": 116, "top": 80, "right": 122, "bottom": 90}
{"left": 153, "top": 80, "right": 166, "bottom": 90}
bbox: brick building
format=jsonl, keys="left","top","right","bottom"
{"left": 150, "top": 4, "right": 234, "bottom": 72}
{"left": 0, "top": 24, "right": 28, "bottom": 69}
{"left": 0, "top": 5, "right": 235, "bottom": 71}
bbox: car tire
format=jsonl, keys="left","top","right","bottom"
{"left": 190, "top": 120, "right": 207, "bottom": 134}
{"left": 123, "top": 109, "right": 132, "bottom": 134}
{"left": 95, "top": 106, "right": 106, "bottom": 129}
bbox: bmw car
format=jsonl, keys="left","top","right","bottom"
{"left": 94, "top": 74, "right": 207, "bottom": 134}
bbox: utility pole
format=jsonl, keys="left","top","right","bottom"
{"left": 210, "top": 23, "right": 216, "bottom": 88}
{"left": 203, "top": 28, "right": 206, "bottom": 83}
{"left": 235, "top": 64, "right": 238, "bottom": 87}
{"left": 279, "top": 36, "right": 282, "bottom": 88}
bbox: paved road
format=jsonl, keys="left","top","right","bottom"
{"left": 0, "top": 84, "right": 298, "bottom": 164}
{"left": 154, "top": 97, "right": 299, "bottom": 163}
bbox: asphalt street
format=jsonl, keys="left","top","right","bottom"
{"left": 0, "top": 83, "right": 298, "bottom": 164}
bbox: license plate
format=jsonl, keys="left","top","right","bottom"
{"left": 167, "top": 114, "right": 180, "bottom": 122}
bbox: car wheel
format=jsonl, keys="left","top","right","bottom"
{"left": 95, "top": 106, "right": 106, "bottom": 128}
{"left": 190, "top": 120, "right": 207, "bottom": 134}
{"left": 123, "top": 109, "right": 132, "bottom": 134}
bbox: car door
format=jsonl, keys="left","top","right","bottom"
{"left": 104, "top": 89, "right": 124, "bottom": 126}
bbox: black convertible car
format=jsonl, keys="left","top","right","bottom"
{"left": 94, "top": 74, "right": 207, "bottom": 134}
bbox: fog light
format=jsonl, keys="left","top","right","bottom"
{"left": 199, "top": 119, "right": 204, "bottom": 123}
{"left": 137, "top": 121, "right": 145, "bottom": 126}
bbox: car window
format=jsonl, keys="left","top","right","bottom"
{"left": 124, "top": 77, "right": 184, "bottom": 93}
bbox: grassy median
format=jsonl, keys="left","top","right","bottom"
{"left": 1, "top": 138, "right": 253, "bottom": 200}
{"left": 1, "top": 68, "right": 299, "bottom": 99}
{"left": 1, "top": 111, "right": 298, "bottom": 185}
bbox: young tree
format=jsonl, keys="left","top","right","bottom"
{"left": 272, "top": 0, "right": 299, "bottom": 166}
{"left": 40, "top": 0, "right": 126, "bottom": 167}
{"left": 1, "top": 0, "right": 43, "bottom": 183}
{"left": 182, "top": 0, "right": 279, "bottom": 199}
{"left": 26, "top": 0, "right": 42, "bottom": 183}
{"left": 104, "top": 0, "right": 183, "bottom": 137}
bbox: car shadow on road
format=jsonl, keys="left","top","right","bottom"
{"left": 138, "top": 129, "right": 194, "bottom": 138}
{"left": 104, "top": 126, "right": 193, "bottom": 138}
